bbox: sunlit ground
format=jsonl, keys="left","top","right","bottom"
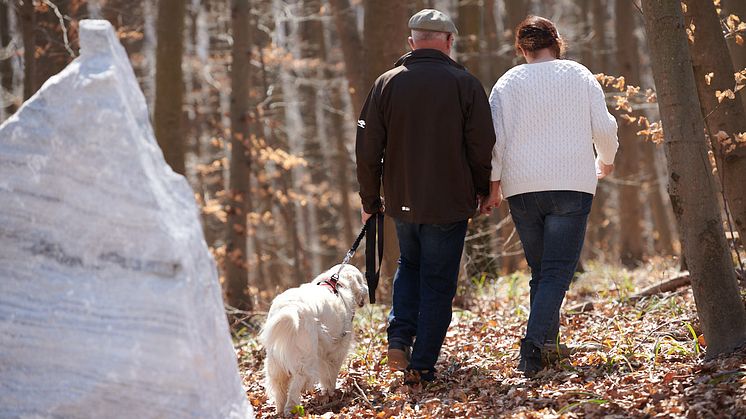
{"left": 237, "top": 258, "right": 746, "bottom": 418}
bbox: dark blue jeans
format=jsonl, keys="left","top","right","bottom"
{"left": 508, "top": 191, "right": 593, "bottom": 347}
{"left": 387, "top": 219, "right": 468, "bottom": 375}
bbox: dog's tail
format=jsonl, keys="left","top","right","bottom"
{"left": 260, "top": 306, "right": 302, "bottom": 356}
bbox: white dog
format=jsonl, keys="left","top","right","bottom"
{"left": 260, "top": 264, "right": 368, "bottom": 415}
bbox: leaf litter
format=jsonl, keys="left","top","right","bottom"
{"left": 237, "top": 258, "right": 746, "bottom": 418}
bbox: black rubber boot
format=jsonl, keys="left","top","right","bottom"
{"left": 518, "top": 339, "right": 543, "bottom": 378}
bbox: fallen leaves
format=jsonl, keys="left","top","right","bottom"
{"left": 237, "top": 260, "right": 746, "bottom": 418}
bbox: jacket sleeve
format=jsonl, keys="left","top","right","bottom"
{"left": 355, "top": 84, "right": 386, "bottom": 214}
{"left": 588, "top": 72, "right": 619, "bottom": 165}
{"left": 464, "top": 77, "right": 496, "bottom": 197}
{"left": 488, "top": 84, "right": 506, "bottom": 182}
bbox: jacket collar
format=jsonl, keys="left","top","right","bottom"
{"left": 394, "top": 49, "right": 465, "bottom": 70}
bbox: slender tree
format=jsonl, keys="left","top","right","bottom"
{"left": 17, "top": 0, "right": 35, "bottom": 99}
{"left": 722, "top": 0, "right": 746, "bottom": 112}
{"left": 154, "top": 0, "right": 186, "bottom": 174}
{"left": 101, "top": 0, "right": 146, "bottom": 83}
{"left": 363, "top": 0, "right": 409, "bottom": 292}
{"left": 614, "top": 0, "right": 644, "bottom": 266}
{"left": 641, "top": 0, "right": 746, "bottom": 357}
{"left": 328, "top": 0, "right": 365, "bottom": 112}
{"left": 225, "top": 0, "right": 253, "bottom": 311}
{"left": 1, "top": 0, "right": 16, "bottom": 116}
{"left": 684, "top": 0, "right": 746, "bottom": 246}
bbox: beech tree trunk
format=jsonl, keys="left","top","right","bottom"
{"left": 225, "top": 0, "right": 253, "bottom": 311}
{"left": 459, "top": 0, "right": 492, "bottom": 278}
{"left": 614, "top": 0, "right": 644, "bottom": 266}
{"left": 684, "top": 0, "right": 746, "bottom": 246}
{"left": 328, "top": 0, "right": 365, "bottom": 112}
{"left": 1, "top": 0, "right": 16, "bottom": 116}
{"left": 363, "top": 0, "right": 409, "bottom": 299}
{"left": 154, "top": 0, "right": 186, "bottom": 174}
{"left": 18, "top": 0, "right": 35, "bottom": 99}
{"left": 101, "top": 0, "right": 146, "bottom": 84}
{"left": 721, "top": 0, "right": 746, "bottom": 112}
{"left": 641, "top": 0, "right": 746, "bottom": 358}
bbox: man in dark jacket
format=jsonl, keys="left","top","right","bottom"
{"left": 356, "top": 9, "right": 496, "bottom": 385}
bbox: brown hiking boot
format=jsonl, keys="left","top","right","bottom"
{"left": 541, "top": 343, "right": 572, "bottom": 364}
{"left": 387, "top": 347, "right": 410, "bottom": 371}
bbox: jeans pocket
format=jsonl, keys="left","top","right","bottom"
{"left": 550, "top": 191, "right": 588, "bottom": 215}
{"left": 507, "top": 195, "right": 526, "bottom": 213}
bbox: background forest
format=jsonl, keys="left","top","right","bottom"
{"left": 3, "top": 0, "right": 746, "bottom": 417}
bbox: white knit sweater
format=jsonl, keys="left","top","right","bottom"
{"left": 489, "top": 59, "right": 619, "bottom": 198}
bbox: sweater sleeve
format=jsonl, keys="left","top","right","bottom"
{"left": 355, "top": 84, "right": 385, "bottom": 214}
{"left": 588, "top": 73, "right": 619, "bottom": 165}
{"left": 488, "top": 85, "right": 507, "bottom": 182}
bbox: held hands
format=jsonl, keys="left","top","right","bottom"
{"left": 596, "top": 157, "right": 614, "bottom": 179}
{"left": 479, "top": 180, "right": 503, "bottom": 216}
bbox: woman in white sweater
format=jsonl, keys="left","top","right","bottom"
{"left": 481, "top": 16, "right": 619, "bottom": 377}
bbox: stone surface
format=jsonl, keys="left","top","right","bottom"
{"left": 0, "top": 20, "right": 253, "bottom": 418}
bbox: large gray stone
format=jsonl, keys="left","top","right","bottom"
{"left": 0, "top": 20, "right": 253, "bottom": 418}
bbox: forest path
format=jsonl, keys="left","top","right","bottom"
{"left": 239, "top": 259, "right": 746, "bottom": 418}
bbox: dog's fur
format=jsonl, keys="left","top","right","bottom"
{"left": 260, "top": 264, "right": 368, "bottom": 415}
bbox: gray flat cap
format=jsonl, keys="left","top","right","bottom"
{"left": 408, "top": 9, "right": 458, "bottom": 35}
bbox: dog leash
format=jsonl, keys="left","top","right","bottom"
{"left": 319, "top": 212, "right": 384, "bottom": 303}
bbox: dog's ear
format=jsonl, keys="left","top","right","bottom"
{"left": 345, "top": 268, "right": 368, "bottom": 307}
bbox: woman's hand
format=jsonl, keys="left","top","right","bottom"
{"left": 596, "top": 157, "right": 614, "bottom": 179}
{"left": 480, "top": 181, "right": 503, "bottom": 216}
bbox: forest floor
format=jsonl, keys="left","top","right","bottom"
{"left": 236, "top": 258, "right": 746, "bottom": 418}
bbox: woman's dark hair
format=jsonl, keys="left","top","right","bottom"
{"left": 514, "top": 16, "right": 564, "bottom": 59}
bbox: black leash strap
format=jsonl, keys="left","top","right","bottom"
{"left": 322, "top": 220, "right": 369, "bottom": 295}
{"left": 365, "top": 212, "right": 384, "bottom": 303}
{"left": 321, "top": 212, "right": 384, "bottom": 303}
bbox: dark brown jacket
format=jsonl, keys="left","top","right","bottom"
{"left": 356, "top": 49, "right": 496, "bottom": 224}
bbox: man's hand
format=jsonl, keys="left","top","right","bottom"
{"left": 361, "top": 208, "right": 373, "bottom": 224}
{"left": 596, "top": 157, "right": 614, "bottom": 179}
{"left": 480, "top": 180, "right": 502, "bottom": 216}
{"left": 361, "top": 201, "right": 384, "bottom": 224}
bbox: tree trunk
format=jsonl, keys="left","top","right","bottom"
{"left": 33, "top": 1, "right": 85, "bottom": 91}
{"left": 583, "top": 0, "right": 613, "bottom": 262}
{"left": 363, "top": 0, "right": 408, "bottom": 88}
{"left": 641, "top": 0, "right": 746, "bottom": 358}
{"left": 363, "top": 0, "right": 409, "bottom": 299}
{"left": 459, "top": 0, "right": 493, "bottom": 278}
{"left": 154, "top": 0, "right": 186, "bottom": 174}
{"left": 721, "top": 0, "right": 746, "bottom": 112}
{"left": 1, "top": 0, "right": 16, "bottom": 116}
{"left": 684, "top": 0, "right": 746, "bottom": 247}
{"left": 101, "top": 0, "right": 146, "bottom": 85}
{"left": 483, "top": 0, "right": 501, "bottom": 81}
{"left": 458, "top": 0, "right": 481, "bottom": 79}
{"left": 294, "top": 0, "right": 326, "bottom": 274}
{"left": 642, "top": 145, "right": 676, "bottom": 255}
{"left": 614, "top": 0, "right": 644, "bottom": 266}
{"left": 18, "top": 0, "right": 35, "bottom": 99}
{"left": 576, "top": 0, "right": 592, "bottom": 66}
{"left": 224, "top": 0, "right": 253, "bottom": 311}
{"left": 327, "top": 0, "right": 365, "bottom": 112}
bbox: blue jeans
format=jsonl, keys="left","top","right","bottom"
{"left": 387, "top": 219, "right": 468, "bottom": 375}
{"left": 508, "top": 191, "right": 592, "bottom": 347}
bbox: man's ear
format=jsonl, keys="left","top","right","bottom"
{"left": 408, "top": 36, "right": 416, "bottom": 51}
